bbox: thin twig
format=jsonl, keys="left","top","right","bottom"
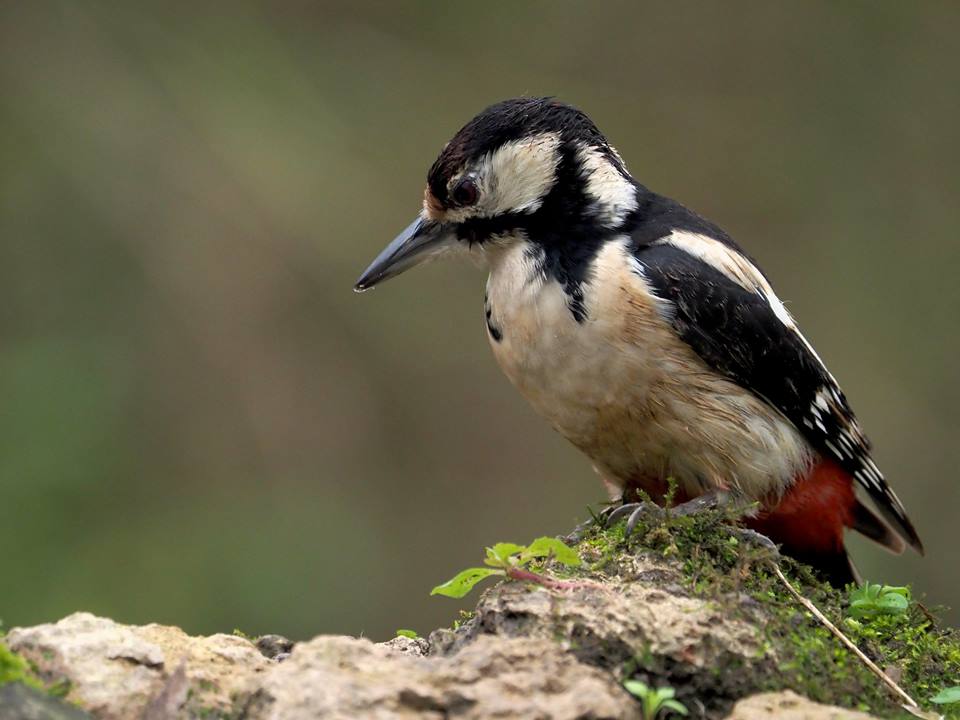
{"left": 771, "top": 563, "right": 919, "bottom": 709}
{"left": 915, "top": 600, "right": 938, "bottom": 625}
{"left": 506, "top": 567, "right": 601, "bottom": 591}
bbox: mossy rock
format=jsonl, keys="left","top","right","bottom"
{"left": 2, "top": 504, "right": 957, "bottom": 719}
{"left": 546, "top": 505, "right": 960, "bottom": 718}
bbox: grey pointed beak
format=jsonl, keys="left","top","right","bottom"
{"left": 354, "top": 216, "right": 456, "bottom": 292}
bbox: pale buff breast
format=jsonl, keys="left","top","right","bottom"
{"left": 484, "top": 237, "right": 814, "bottom": 503}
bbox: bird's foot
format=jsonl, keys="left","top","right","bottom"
{"left": 603, "top": 501, "right": 666, "bottom": 539}
{"left": 726, "top": 527, "right": 780, "bottom": 556}
{"left": 562, "top": 517, "right": 598, "bottom": 545}
{"left": 571, "top": 491, "right": 766, "bottom": 548}
{"left": 602, "top": 491, "right": 769, "bottom": 546}
{"left": 665, "top": 492, "right": 724, "bottom": 517}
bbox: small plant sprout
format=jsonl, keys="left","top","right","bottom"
{"left": 430, "top": 537, "right": 583, "bottom": 599}
{"left": 847, "top": 582, "right": 911, "bottom": 621}
{"left": 623, "top": 680, "right": 688, "bottom": 719}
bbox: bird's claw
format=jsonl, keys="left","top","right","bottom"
{"left": 667, "top": 493, "right": 723, "bottom": 517}
{"left": 562, "top": 501, "right": 668, "bottom": 544}
{"left": 727, "top": 527, "right": 780, "bottom": 556}
{"left": 604, "top": 491, "right": 724, "bottom": 538}
{"left": 603, "top": 501, "right": 665, "bottom": 538}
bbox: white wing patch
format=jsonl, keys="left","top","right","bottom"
{"left": 655, "top": 231, "right": 795, "bottom": 320}
{"left": 655, "top": 231, "right": 839, "bottom": 380}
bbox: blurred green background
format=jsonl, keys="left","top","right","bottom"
{"left": 1, "top": 1, "right": 958, "bottom": 640}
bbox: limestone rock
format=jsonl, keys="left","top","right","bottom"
{"left": 2, "top": 601, "right": 892, "bottom": 720}
{"left": 2, "top": 549, "right": 900, "bottom": 720}
{"left": 4, "top": 612, "right": 269, "bottom": 719}
{"left": 462, "top": 566, "right": 765, "bottom": 669}
{"left": 724, "top": 691, "right": 879, "bottom": 719}
{"left": 246, "top": 634, "right": 638, "bottom": 720}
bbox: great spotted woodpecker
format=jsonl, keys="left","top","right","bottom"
{"left": 355, "top": 97, "right": 922, "bottom": 585}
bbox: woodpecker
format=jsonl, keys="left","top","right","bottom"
{"left": 355, "top": 97, "right": 923, "bottom": 585}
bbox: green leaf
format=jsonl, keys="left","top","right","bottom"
{"left": 850, "top": 582, "right": 879, "bottom": 600}
{"left": 931, "top": 686, "right": 960, "bottom": 704}
{"left": 660, "top": 698, "right": 689, "bottom": 716}
{"left": 395, "top": 629, "right": 418, "bottom": 639}
{"left": 848, "top": 601, "right": 868, "bottom": 618}
{"left": 881, "top": 585, "right": 909, "bottom": 597}
{"left": 430, "top": 567, "right": 503, "bottom": 599}
{"left": 623, "top": 679, "right": 650, "bottom": 699}
{"left": 522, "top": 537, "right": 581, "bottom": 566}
{"left": 847, "top": 582, "right": 911, "bottom": 619}
{"left": 485, "top": 543, "right": 525, "bottom": 567}
{"left": 875, "top": 592, "right": 909, "bottom": 614}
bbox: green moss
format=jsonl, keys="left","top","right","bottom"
{"left": 452, "top": 610, "right": 475, "bottom": 631}
{"left": 1, "top": 640, "right": 75, "bottom": 702}
{"left": 574, "top": 505, "right": 960, "bottom": 719}
{"left": 195, "top": 677, "right": 219, "bottom": 693}
{"left": 0, "top": 640, "right": 44, "bottom": 690}
{"left": 191, "top": 706, "right": 241, "bottom": 720}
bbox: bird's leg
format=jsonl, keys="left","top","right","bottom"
{"left": 576, "top": 488, "right": 779, "bottom": 555}
{"left": 563, "top": 517, "right": 600, "bottom": 545}
{"left": 666, "top": 491, "right": 779, "bottom": 552}
{"left": 603, "top": 489, "right": 780, "bottom": 552}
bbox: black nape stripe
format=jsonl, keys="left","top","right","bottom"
{"left": 500, "top": 139, "right": 628, "bottom": 324}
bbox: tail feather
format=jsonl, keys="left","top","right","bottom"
{"left": 851, "top": 500, "right": 906, "bottom": 555}
{"left": 859, "top": 483, "right": 924, "bottom": 556}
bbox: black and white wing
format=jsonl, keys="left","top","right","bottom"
{"left": 628, "top": 205, "right": 922, "bottom": 553}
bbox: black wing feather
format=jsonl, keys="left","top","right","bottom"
{"left": 630, "top": 227, "right": 922, "bottom": 553}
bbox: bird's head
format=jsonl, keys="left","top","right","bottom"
{"left": 355, "top": 97, "right": 639, "bottom": 291}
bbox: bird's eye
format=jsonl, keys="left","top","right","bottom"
{"left": 451, "top": 177, "right": 479, "bottom": 207}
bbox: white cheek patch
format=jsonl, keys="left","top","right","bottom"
{"left": 475, "top": 132, "right": 561, "bottom": 216}
{"left": 576, "top": 144, "right": 637, "bottom": 227}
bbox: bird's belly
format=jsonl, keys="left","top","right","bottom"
{"left": 489, "top": 291, "right": 689, "bottom": 495}
{"left": 485, "top": 239, "right": 813, "bottom": 502}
